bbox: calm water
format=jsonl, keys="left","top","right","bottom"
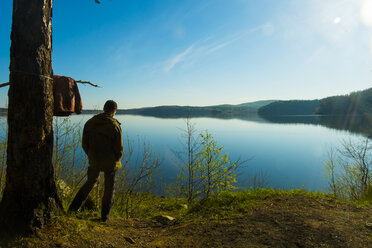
{"left": 0, "top": 114, "right": 364, "bottom": 192}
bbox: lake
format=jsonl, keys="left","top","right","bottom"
{"left": 0, "top": 114, "right": 365, "bottom": 193}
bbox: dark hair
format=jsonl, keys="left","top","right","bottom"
{"left": 103, "top": 100, "right": 118, "bottom": 113}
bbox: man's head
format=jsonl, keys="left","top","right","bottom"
{"left": 104, "top": 100, "right": 118, "bottom": 116}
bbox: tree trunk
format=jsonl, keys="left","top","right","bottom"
{"left": 0, "top": 0, "right": 60, "bottom": 233}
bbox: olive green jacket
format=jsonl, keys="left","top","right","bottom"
{"left": 82, "top": 113, "right": 123, "bottom": 170}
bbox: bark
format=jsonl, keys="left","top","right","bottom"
{"left": 0, "top": 0, "right": 60, "bottom": 233}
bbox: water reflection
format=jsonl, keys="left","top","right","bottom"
{"left": 115, "top": 110, "right": 372, "bottom": 135}
{"left": 259, "top": 115, "right": 319, "bottom": 125}
{"left": 258, "top": 114, "right": 372, "bottom": 136}
{"left": 316, "top": 114, "right": 372, "bottom": 135}
{"left": 115, "top": 110, "right": 269, "bottom": 123}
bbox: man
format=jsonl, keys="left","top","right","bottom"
{"left": 68, "top": 100, "right": 123, "bottom": 222}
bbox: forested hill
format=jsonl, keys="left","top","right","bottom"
{"left": 258, "top": 99, "right": 323, "bottom": 116}
{"left": 258, "top": 87, "right": 372, "bottom": 117}
{"left": 315, "top": 87, "right": 372, "bottom": 115}
{"left": 83, "top": 100, "right": 276, "bottom": 118}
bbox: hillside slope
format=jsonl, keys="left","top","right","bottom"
{"left": 81, "top": 100, "right": 277, "bottom": 118}
{"left": 315, "top": 87, "right": 372, "bottom": 116}
{"left": 258, "top": 87, "right": 372, "bottom": 117}
{"left": 258, "top": 100, "right": 323, "bottom": 116}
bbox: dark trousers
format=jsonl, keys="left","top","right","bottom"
{"left": 68, "top": 166, "right": 116, "bottom": 220}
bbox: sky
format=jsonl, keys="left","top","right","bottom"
{"left": 0, "top": 0, "right": 372, "bottom": 109}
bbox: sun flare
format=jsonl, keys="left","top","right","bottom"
{"left": 333, "top": 17, "right": 341, "bottom": 24}
{"left": 360, "top": 0, "right": 372, "bottom": 26}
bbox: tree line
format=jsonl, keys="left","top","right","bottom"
{"left": 257, "top": 87, "right": 372, "bottom": 117}
{"left": 315, "top": 88, "right": 372, "bottom": 116}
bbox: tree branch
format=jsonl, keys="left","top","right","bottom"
{"left": 0, "top": 82, "right": 10, "bottom": 88}
{"left": 75, "top": 80, "right": 101, "bottom": 88}
{"left": 1, "top": 80, "right": 101, "bottom": 88}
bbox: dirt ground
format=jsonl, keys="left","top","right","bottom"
{"left": 5, "top": 194, "right": 372, "bottom": 248}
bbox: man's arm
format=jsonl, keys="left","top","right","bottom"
{"left": 82, "top": 124, "right": 89, "bottom": 154}
{"left": 113, "top": 124, "right": 124, "bottom": 161}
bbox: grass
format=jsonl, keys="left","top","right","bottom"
{"left": 111, "top": 193, "right": 189, "bottom": 220}
{"left": 108, "top": 188, "right": 336, "bottom": 222}
{"left": 186, "top": 188, "right": 330, "bottom": 220}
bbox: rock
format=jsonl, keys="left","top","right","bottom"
{"left": 124, "top": 237, "right": 136, "bottom": 244}
{"left": 153, "top": 215, "right": 175, "bottom": 225}
{"left": 365, "top": 223, "right": 372, "bottom": 229}
{"left": 56, "top": 179, "right": 72, "bottom": 198}
{"left": 54, "top": 241, "right": 69, "bottom": 248}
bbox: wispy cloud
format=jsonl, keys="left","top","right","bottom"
{"left": 164, "top": 45, "right": 194, "bottom": 72}
{"left": 163, "top": 24, "right": 272, "bottom": 72}
{"left": 303, "top": 46, "right": 326, "bottom": 66}
{"left": 247, "top": 22, "right": 275, "bottom": 36}
{"left": 207, "top": 40, "right": 234, "bottom": 53}
{"left": 163, "top": 39, "right": 235, "bottom": 72}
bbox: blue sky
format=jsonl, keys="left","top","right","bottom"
{"left": 1, "top": 0, "right": 372, "bottom": 109}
